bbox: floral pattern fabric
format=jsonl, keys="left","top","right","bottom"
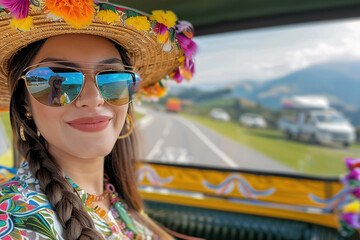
{"left": 0, "top": 162, "right": 154, "bottom": 240}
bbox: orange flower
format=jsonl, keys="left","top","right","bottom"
{"left": 142, "top": 82, "right": 167, "bottom": 98}
{"left": 45, "top": 0, "right": 95, "bottom": 29}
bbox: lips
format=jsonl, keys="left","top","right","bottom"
{"left": 67, "top": 115, "right": 112, "bottom": 132}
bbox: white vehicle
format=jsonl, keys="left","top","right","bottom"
{"left": 279, "top": 110, "right": 356, "bottom": 147}
{"left": 210, "top": 108, "right": 230, "bottom": 122}
{"left": 279, "top": 96, "right": 356, "bottom": 147}
{"left": 239, "top": 113, "right": 267, "bottom": 128}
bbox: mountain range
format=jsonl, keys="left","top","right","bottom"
{"left": 181, "top": 60, "right": 360, "bottom": 111}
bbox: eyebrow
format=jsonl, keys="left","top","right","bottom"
{"left": 38, "top": 57, "right": 124, "bottom": 68}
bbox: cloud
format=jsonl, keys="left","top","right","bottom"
{"left": 186, "top": 18, "right": 360, "bottom": 86}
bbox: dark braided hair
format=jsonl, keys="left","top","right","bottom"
{"left": 9, "top": 39, "right": 105, "bottom": 239}
{"left": 8, "top": 37, "right": 173, "bottom": 240}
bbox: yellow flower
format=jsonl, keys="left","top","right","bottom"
{"left": 10, "top": 16, "right": 34, "bottom": 31}
{"left": 157, "top": 30, "right": 169, "bottom": 44}
{"left": 343, "top": 201, "right": 360, "bottom": 214}
{"left": 96, "top": 10, "right": 119, "bottom": 24}
{"left": 149, "top": 10, "right": 177, "bottom": 28}
{"left": 125, "top": 16, "right": 150, "bottom": 31}
{"left": 178, "top": 56, "right": 186, "bottom": 63}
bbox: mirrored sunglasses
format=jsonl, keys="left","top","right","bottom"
{"left": 20, "top": 63, "right": 141, "bottom": 107}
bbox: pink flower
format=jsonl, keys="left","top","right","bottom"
{"left": 154, "top": 23, "right": 168, "bottom": 35}
{"left": 345, "top": 158, "right": 360, "bottom": 170}
{"left": 176, "top": 34, "right": 197, "bottom": 58}
{"left": 352, "top": 188, "right": 360, "bottom": 198}
{"left": 344, "top": 168, "right": 360, "bottom": 181}
{"left": 0, "top": 0, "right": 30, "bottom": 19}
{"left": 184, "top": 58, "right": 195, "bottom": 75}
{"left": 170, "top": 68, "right": 183, "bottom": 83}
{"left": 341, "top": 212, "right": 360, "bottom": 229}
{"left": 176, "top": 20, "right": 194, "bottom": 39}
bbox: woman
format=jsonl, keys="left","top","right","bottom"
{"left": 0, "top": 0, "right": 196, "bottom": 239}
{"left": 47, "top": 75, "right": 67, "bottom": 106}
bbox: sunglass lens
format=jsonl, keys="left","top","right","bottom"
{"left": 97, "top": 71, "right": 140, "bottom": 106}
{"left": 25, "top": 67, "right": 83, "bottom": 106}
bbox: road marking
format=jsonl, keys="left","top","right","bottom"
{"left": 163, "top": 122, "right": 172, "bottom": 137}
{"left": 161, "top": 147, "right": 190, "bottom": 163}
{"left": 175, "top": 117, "right": 238, "bottom": 167}
{"left": 146, "top": 138, "right": 164, "bottom": 159}
{"left": 136, "top": 115, "right": 154, "bottom": 130}
{"left": 175, "top": 148, "right": 191, "bottom": 163}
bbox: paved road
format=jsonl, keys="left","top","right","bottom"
{"left": 136, "top": 108, "right": 296, "bottom": 174}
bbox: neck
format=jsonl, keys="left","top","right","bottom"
{"left": 48, "top": 146, "right": 105, "bottom": 196}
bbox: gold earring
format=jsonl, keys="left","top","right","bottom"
{"left": 118, "top": 114, "right": 133, "bottom": 139}
{"left": 22, "top": 113, "right": 41, "bottom": 140}
{"left": 25, "top": 112, "right": 32, "bottom": 119}
{"left": 20, "top": 125, "right": 26, "bottom": 142}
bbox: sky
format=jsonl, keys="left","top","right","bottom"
{"left": 178, "top": 17, "right": 360, "bottom": 88}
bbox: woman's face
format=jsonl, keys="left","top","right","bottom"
{"left": 28, "top": 34, "right": 128, "bottom": 159}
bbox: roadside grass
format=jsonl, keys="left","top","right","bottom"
{"left": 134, "top": 111, "right": 145, "bottom": 121}
{"left": 0, "top": 111, "right": 13, "bottom": 167}
{"left": 181, "top": 114, "right": 358, "bottom": 176}
{"left": 0, "top": 111, "right": 12, "bottom": 142}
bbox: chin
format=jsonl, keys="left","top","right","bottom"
{"left": 72, "top": 141, "right": 116, "bottom": 158}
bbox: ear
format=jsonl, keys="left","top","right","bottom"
{"left": 24, "top": 104, "right": 32, "bottom": 116}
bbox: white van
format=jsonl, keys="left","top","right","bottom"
{"left": 279, "top": 109, "right": 356, "bottom": 147}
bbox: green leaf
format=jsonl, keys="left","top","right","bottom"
{"left": 100, "top": 4, "right": 117, "bottom": 13}
{"left": 169, "top": 29, "right": 176, "bottom": 42}
{"left": 12, "top": 214, "right": 58, "bottom": 240}
{"left": 125, "top": 11, "right": 140, "bottom": 18}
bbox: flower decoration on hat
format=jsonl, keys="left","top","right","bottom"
{"left": 0, "top": 0, "right": 33, "bottom": 30}
{"left": 141, "top": 81, "right": 167, "bottom": 99}
{"left": 338, "top": 158, "right": 360, "bottom": 237}
{"left": 45, "top": 0, "right": 95, "bottom": 29}
{"left": 0, "top": 0, "right": 29, "bottom": 19}
{"left": 96, "top": 9, "right": 119, "bottom": 24}
{"left": 125, "top": 16, "right": 150, "bottom": 32}
{"left": 170, "top": 20, "right": 197, "bottom": 83}
{"left": 149, "top": 10, "right": 177, "bottom": 45}
{"left": 0, "top": 0, "right": 197, "bottom": 102}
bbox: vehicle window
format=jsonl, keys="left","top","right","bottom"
{"left": 315, "top": 114, "right": 347, "bottom": 123}
{"left": 137, "top": 17, "right": 360, "bottom": 178}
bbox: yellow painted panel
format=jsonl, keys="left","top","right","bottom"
{"left": 137, "top": 163, "right": 344, "bottom": 210}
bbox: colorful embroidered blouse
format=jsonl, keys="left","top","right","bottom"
{"left": 0, "top": 162, "right": 155, "bottom": 240}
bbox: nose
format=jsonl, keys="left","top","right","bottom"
{"left": 75, "top": 75, "right": 105, "bottom": 108}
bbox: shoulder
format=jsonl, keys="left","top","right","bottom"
{"left": 0, "top": 177, "right": 64, "bottom": 240}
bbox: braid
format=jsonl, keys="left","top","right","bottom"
{"left": 7, "top": 38, "right": 173, "bottom": 240}
{"left": 10, "top": 82, "right": 104, "bottom": 240}
{"left": 8, "top": 41, "right": 104, "bottom": 240}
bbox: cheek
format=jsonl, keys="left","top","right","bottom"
{"left": 113, "top": 105, "right": 129, "bottom": 133}
{"left": 30, "top": 98, "right": 62, "bottom": 138}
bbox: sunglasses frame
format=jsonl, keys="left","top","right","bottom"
{"left": 19, "top": 62, "right": 141, "bottom": 107}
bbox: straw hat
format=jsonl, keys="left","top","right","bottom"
{"left": 0, "top": 0, "right": 197, "bottom": 109}
{"left": 48, "top": 75, "right": 66, "bottom": 87}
